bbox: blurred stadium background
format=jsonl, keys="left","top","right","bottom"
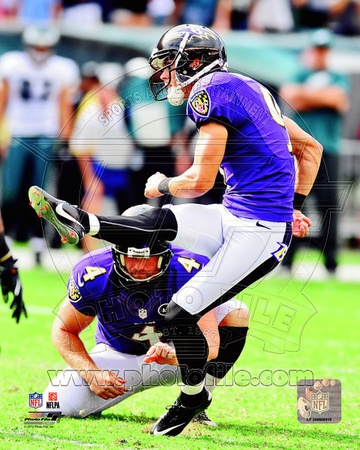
{"left": 0, "top": 11, "right": 359, "bottom": 448}
{"left": 1, "top": 19, "right": 360, "bottom": 249}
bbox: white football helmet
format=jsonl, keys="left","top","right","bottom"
{"left": 23, "top": 26, "right": 60, "bottom": 64}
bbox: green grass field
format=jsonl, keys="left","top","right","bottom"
{"left": 0, "top": 249, "right": 359, "bottom": 450}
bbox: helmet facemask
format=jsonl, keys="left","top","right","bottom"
{"left": 149, "top": 32, "right": 190, "bottom": 105}
{"left": 149, "top": 28, "right": 227, "bottom": 105}
{"left": 148, "top": 48, "right": 179, "bottom": 102}
{"left": 112, "top": 244, "right": 173, "bottom": 284}
{"left": 112, "top": 203, "right": 173, "bottom": 284}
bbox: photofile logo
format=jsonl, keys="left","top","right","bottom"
{"left": 25, "top": 391, "right": 63, "bottom": 426}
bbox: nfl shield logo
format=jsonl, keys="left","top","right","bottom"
{"left": 29, "top": 392, "right": 43, "bottom": 409}
{"left": 138, "top": 308, "right": 147, "bottom": 319}
{"left": 311, "top": 390, "right": 329, "bottom": 414}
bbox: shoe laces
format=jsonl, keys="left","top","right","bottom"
{"left": 195, "top": 411, "right": 210, "bottom": 421}
{"left": 165, "top": 402, "right": 185, "bottom": 413}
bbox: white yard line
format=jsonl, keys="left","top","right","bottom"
{"left": 0, "top": 429, "right": 102, "bottom": 447}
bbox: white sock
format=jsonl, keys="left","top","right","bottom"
{"left": 204, "top": 373, "right": 221, "bottom": 394}
{"left": 88, "top": 213, "right": 100, "bottom": 236}
{"left": 181, "top": 381, "right": 205, "bottom": 396}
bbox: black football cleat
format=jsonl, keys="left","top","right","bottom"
{"left": 192, "top": 410, "right": 218, "bottom": 427}
{"left": 151, "top": 388, "right": 212, "bottom": 436}
{"left": 28, "top": 186, "right": 85, "bottom": 245}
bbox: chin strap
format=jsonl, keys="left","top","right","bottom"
{"left": 166, "top": 30, "right": 227, "bottom": 106}
{"left": 168, "top": 85, "right": 185, "bottom": 106}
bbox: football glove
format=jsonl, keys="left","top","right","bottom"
{"left": 0, "top": 259, "right": 27, "bottom": 323}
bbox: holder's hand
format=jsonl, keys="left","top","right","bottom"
{"left": 144, "top": 342, "right": 178, "bottom": 365}
{"left": 292, "top": 210, "right": 312, "bottom": 238}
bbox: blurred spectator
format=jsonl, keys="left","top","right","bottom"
{"left": 0, "top": 25, "right": 79, "bottom": 265}
{"left": 0, "top": 0, "right": 18, "bottom": 21}
{"left": 279, "top": 28, "right": 350, "bottom": 275}
{"left": 293, "top": 0, "right": 353, "bottom": 30}
{"left": 174, "top": 0, "right": 220, "bottom": 27}
{"left": 226, "top": 0, "right": 252, "bottom": 30}
{"left": 332, "top": 0, "right": 360, "bottom": 35}
{"left": 209, "top": 0, "right": 233, "bottom": 30}
{"left": 0, "top": 113, "right": 10, "bottom": 154}
{"left": 121, "top": 56, "right": 184, "bottom": 206}
{"left": 69, "top": 61, "right": 135, "bottom": 252}
{"left": 147, "top": 0, "right": 176, "bottom": 25}
{"left": 172, "top": 118, "right": 226, "bottom": 204}
{"left": 248, "top": 0, "right": 295, "bottom": 32}
{"left": 173, "top": 0, "right": 251, "bottom": 31}
{"left": 109, "top": 0, "right": 151, "bottom": 26}
{"left": 17, "top": 0, "right": 62, "bottom": 25}
{"left": 61, "top": 0, "right": 102, "bottom": 26}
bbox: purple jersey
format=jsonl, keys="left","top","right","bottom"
{"left": 187, "top": 72, "right": 295, "bottom": 222}
{"left": 67, "top": 246, "right": 208, "bottom": 355}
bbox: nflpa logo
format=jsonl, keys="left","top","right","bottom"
{"left": 48, "top": 392, "right": 57, "bottom": 401}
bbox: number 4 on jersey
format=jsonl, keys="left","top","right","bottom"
{"left": 132, "top": 325, "right": 163, "bottom": 346}
{"left": 177, "top": 257, "right": 201, "bottom": 273}
{"left": 82, "top": 266, "right": 106, "bottom": 282}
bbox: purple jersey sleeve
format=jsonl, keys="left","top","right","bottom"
{"left": 187, "top": 72, "right": 295, "bottom": 222}
{"left": 67, "top": 247, "right": 113, "bottom": 317}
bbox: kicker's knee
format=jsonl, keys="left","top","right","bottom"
{"left": 219, "top": 304, "right": 249, "bottom": 328}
